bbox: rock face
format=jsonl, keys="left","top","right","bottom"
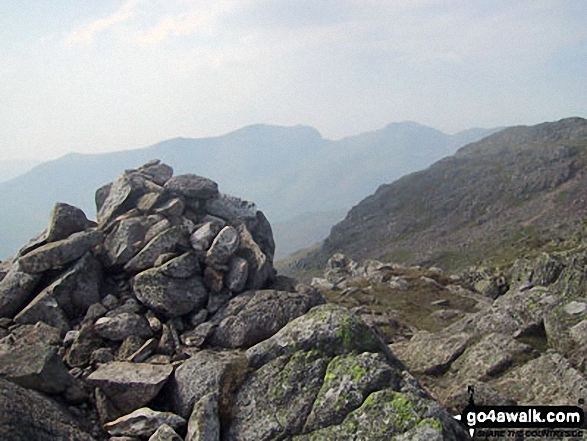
{"left": 0, "top": 161, "right": 472, "bottom": 440}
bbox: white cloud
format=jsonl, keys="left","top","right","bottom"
{"left": 65, "top": 0, "right": 143, "bottom": 47}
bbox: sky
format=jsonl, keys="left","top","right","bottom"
{"left": 1, "top": 0, "right": 586, "bottom": 161}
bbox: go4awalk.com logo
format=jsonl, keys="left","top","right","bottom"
{"left": 453, "top": 386, "right": 585, "bottom": 438}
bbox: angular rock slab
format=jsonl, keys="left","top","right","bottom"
{"left": 186, "top": 393, "right": 220, "bottom": 441}
{"left": 94, "top": 313, "right": 153, "bottom": 341}
{"left": 86, "top": 362, "right": 173, "bottom": 412}
{"left": 133, "top": 268, "right": 208, "bottom": 318}
{"left": 165, "top": 350, "right": 248, "bottom": 419}
{"left": 246, "top": 304, "right": 393, "bottom": 369}
{"left": 0, "top": 344, "right": 72, "bottom": 394}
{"left": 102, "top": 216, "right": 159, "bottom": 267}
{"left": 236, "top": 225, "right": 274, "bottom": 290}
{"left": 18, "top": 229, "right": 103, "bottom": 274}
{"left": 0, "top": 266, "right": 42, "bottom": 318}
{"left": 124, "top": 226, "right": 185, "bottom": 273}
{"left": 164, "top": 174, "right": 219, "bottom": 199}
{"left": 104, "top": 407, "right": 185, "bottom": 438}
{"left": 390, "top": 330, "right": 472, "bottom": 375}
{"left": 150, "top": 424, "right": 183, "bottom": 441}
{"left": 227, "top": 350, "right": 329, "bottom": 441}
{"left": 209, "top": 288, "right": 326, "bottom": 349}
{"left": 205, "top": 226, "right": 239, "bottom": 269}
{"left": 0, "top": 378, "right": 96, "bottom": 441}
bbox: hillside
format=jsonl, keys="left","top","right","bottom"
{"left": 292, "top": 117, "right": 587, "bottom": 274}
{"left": 0, "top": 122, "right": 496, "bottom": 260}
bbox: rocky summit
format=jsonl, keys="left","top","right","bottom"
{"left": 0, "top": 161, "right": 469, "bottom": 440}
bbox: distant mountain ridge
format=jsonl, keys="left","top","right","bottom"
{"left": 292, "top": 117, "right": 587, "bottom": 273}
{"left": 0, "top": 122, "right": 497, "bottom": 260}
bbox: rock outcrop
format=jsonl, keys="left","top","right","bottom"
{"left": 0, "top": 161, "right": 469, "bottom": 440}
{"left": 311, "top": 252, "right": 587, "bottom": 431}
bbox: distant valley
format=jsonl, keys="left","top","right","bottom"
{"left": 0, "top": 122, "right": 497, "bottom": 260}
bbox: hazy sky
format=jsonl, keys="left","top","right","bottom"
{"left": 1, "top": 0, "right": 586, "bottom": 161}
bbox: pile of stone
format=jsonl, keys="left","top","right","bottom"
{"left": 0, "top": 161, "right": 469, "bottom": 440}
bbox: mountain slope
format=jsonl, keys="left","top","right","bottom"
{"left": 0, "top": 122, "right": 496, "bottom": 259}
{"left": 294, "top": 117, "right": 587, "bottom": 272}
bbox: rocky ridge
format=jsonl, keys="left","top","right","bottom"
{"left": 0, "top": 161, "right": 468, "bottom": 440}
{"left": 312, "top": 252, "right": 587, "bottom": 430}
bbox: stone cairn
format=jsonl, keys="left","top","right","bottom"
{"left": 0, "top": 160, "right": 469, "bottom": 440}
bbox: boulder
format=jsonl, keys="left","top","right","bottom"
{"left": 205, "top": 226, "right": 239, "bottom": 270}
{"left": 225, "top": 256, "right": 249, "bottom": 293}
{"left": 189, "top": 222, "right": 222, "bottom": 252}
{"left": 165, "top": 350, "right": 248, "bottom": 419}
{"left": 0, "top": 344, "right": 72, "bottom": 394}
{"left": 185, "top": 393, "right": 220, "bottom": 441}
{"left": 149, "top": 424, "right": 183, "bottom": 441}
{"left": 209, "top": 288, "right": 326, "bottom": 349}
{"left": 86, "top": 362, "right": 174, "bottom": 413}
{"left": 0, "top": 266, "right": 42, "bottom": 318}
{"left": 104, "top": 408, "right": 185, "bottom": 438}
{"left": 94, "top": 313, "right": 153, "bottom": 341}
{"left": 0, "top": 377, "right": 96, "bottom": 440}
{"left": 138, "top": 160, "right": 173, "bottom": 186}
{"left": 236, "top": 225, "right": 274, "bottom": 290}
{"left": 164, "top": 174, "right": 219, "bottom": 199}
{"left": 390, "top": 330, "right": 472, "bottom": 375}
{"left": 133, "top": 267, "right": 208, "bottom": 318}
{"left": 102, "top": 216, "right": 160, "bottom": 267}
{"left": 18, "top": 229, "right": 103, "bottom": 274}
{"left": 124, "top": 226, "right": 185, "bottom": 273}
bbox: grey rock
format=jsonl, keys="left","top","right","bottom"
{"left": 14, "top": 292, "right": 70, "bottom": 331}
{"left": 246, "top": 304, "right": 394, "bottom": 369}
{"left": 225, "top": 256, "right": 248, "bottom": 293}
{"left": 304, "top": 352, "right": 400, "bottom": 432}
{"left": 46, "top": 202, "right": 95, "bottom": 242}
{"left": 236, "top": 225, "right": 274, "bottom": 290}
{"left": 104, "top": 408, "right": 185, "bottom": 438}
{"left": 18, "top": 229, "right": 103, "bottom": 274}
{"left": 189, "top": 222, "right": 222, "bottom": 252}
{"left": 164, "top": 174, "right": 219, "bottom": 199}
{"left": 138, "top": 161, "right": 174, "bottom": 186}
{"left": 493, "top": 352, "right": 587, "bottom": 406}
{"left": 137, "top": 192, "right": 167, "bottom": 213}
{"left": 203, "top": 193, "right": 256, "bottom": 221}
{"left": 185, "top": 393, "right": 219, "bottom": 441}
{"left": 102, "top": 217, "right": 158, "bottom": 267}
{"left": 96, "top": 182, "right": 112, "bottom": 213}
{"left": 0, "top": 266, "right": 42, "bottom": 318}
{"left": 124, "top": 226, "right": 185, "bottom": 273}
{"left": 0, "top": 344, "right": 72, "bottom": 394}
{"left": 65, "top": 323, "right": 105, "bottom": 368}
{"left": 210, "top": 289, "right": 325, "bottom": 349}
{"left": 133, "top": 268, "right": 208, "bottom": 318}
{"left": 154, "top": 198, "right": 185, "bottom": 217}
{"left": 157, "top": 324, "right": 179, "bottom": 356}
{"left": 206, "top": 226, "right": 239, "bottom": 270}
{"left": 227, "top": 351, "right": 329, "bottom": 441}
{"left": 90, "top": 347, "right": 115, "bottom": 366}
{"left": 98, "top": 172, "right": 159, "bottom": 227}
{"left": 448, "top": 333, "right": 535, "bottom": 381}
{"left": 149, "top": 424, "right": 183, "bottom": 441}
{"left": 32, "top": 252, "right": 102, "bottom": 319}
{"left": 83, "top": 303, "right": 108, "bottom": 324}
{"left": 390, "top": 330, "right": 472, "bottom": 375}
{"left": 166, "top": 349, "right": 248, "bottom": 419}
{"left": 158, "top": 252, "right": 201, "bottom": 279}
{"left": 564, "top": 300, "right": 586, "bottom": 315}
{"left": 94, "top": 313, "right": 153, "bottom": 341}
{"left": 203, "top": 266, "right": 224, "bottom": 293}
{"left": 181, "top": 322, "right": 216, "bottom": 348}
{"left": 127, "top": 338, "right": 158, "bottom": 363}
{"left": 117, "top": 335, "right": 147, "bottom": 360}
{"left": 144, "top": 218, "right": 171, "bottom": 244}
{"left": 86, "top": 362, "right": 174, "bottom": 413}
{"left": 187, "top": 309, "right": 208, "bottom": 328}
{"left": 0, "top": 377, "right": 96, "bottom": 440}
{"left": 102, "top": 294, "right": 119, "bottom": 310}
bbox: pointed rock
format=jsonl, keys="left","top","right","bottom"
{"left": 104, "top": 408, "right": 185, "bottom": 438}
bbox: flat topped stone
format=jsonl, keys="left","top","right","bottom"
{"left": 18, "top": 229, "right": 103, "bottom": 274}
{"left": 164, "top": 174, "right": 219, "bottom": 199}
{"left": 86, "top": 361, "right": 173, "bottom": 412}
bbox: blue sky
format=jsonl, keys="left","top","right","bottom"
{"left": 1, "top": 0, "right": 586, "bottom": 160}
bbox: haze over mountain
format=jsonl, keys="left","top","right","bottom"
{"left": 0, "top": 122, "right": 497, "bottom": 260}
{"left": 0, "top": 159, "right": 41, "bottom": 183}
{"left": 292, "top": 117, "right": 587, "bottom": 273}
